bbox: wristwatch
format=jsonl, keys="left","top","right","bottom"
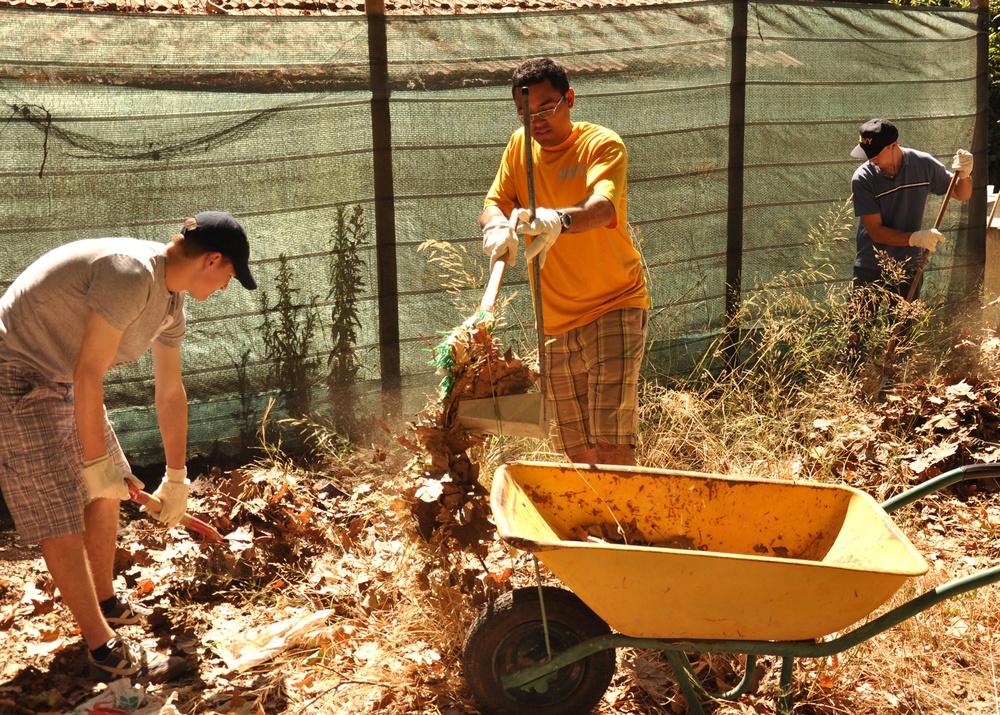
{"left": 556, "top": 209, "right": 572, "bottom": 233}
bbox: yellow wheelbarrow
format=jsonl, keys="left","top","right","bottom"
{"left": 462, "top": 460, "right": 1000, "bottom": 715}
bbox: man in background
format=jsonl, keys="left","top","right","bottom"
{"left": 850, "top": 118, "right": 972, "bottom": 302}
{"left": 847, "top": 118, "right": 972, "bottom": 356}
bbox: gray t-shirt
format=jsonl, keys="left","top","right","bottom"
{"left": 0, "top": 238, "right": 185, "bottom": 383}
{"left": 851, "top": 147, "right": 953, "bottom": 272}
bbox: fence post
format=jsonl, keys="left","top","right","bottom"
{"left": 722, "top": 0, "right": 748, "bottom": 366}
{"left": 969, "top": 0, "right": 989, "bottom": 272}
{"left": 366, "top": 0, "right": 403, "bottom": 420}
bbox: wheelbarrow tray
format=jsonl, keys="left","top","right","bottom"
{"left": 492, "top": 461, "right": 929, "bottom": 642}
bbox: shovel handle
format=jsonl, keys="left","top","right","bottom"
{"left": 481, "top": 250, "right": 508, "bottom": 313}
{"left": 521, "top": 87, "right": 537, "bottom": 224}
{"left": 903, "top": 170, "right": 959, "bottom": 304}
{"left": 127, "top": 481, "right": 223, "bottom": 543}
{"left": 521, "top": 86, "right": 547, "bottom": 380}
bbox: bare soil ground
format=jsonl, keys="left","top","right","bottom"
{"left": 2, "top": 405, "right": 1000, "bottom": 715}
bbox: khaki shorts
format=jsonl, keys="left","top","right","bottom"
{"left": 0, "top": 362, "right": 128, "bottom": 544}
{"left": 543, "top": 307, "right": 648, "bottom": 456}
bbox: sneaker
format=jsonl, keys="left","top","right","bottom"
{"left": 102, "top": 595, "right": 149, "bottom": 628}
{"left": 88, "top": 637, "right": 189, "bottom": 684}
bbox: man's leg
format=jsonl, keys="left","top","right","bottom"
{"left": 848, "top": 267, "right": 883, "bottom": 361}
{"left": 83, "top": 496, "right": 120, "bottom": 605}
{"left": 594, "top": 443, "right": 636, "bottom": 466}
{"left": 544, "top": 331, "right": 593, "bottom": 460}
{"left": 568, "top": 443, "right": 635, "bottom": 465}
{"left": 566, "top": 446, "right": 599, "bottom": 464}
{"left": 42, "top": 521, "right": 116, "bottom": 650}
{"left": 588, "top": 308, "right": 647, "bottom": 465}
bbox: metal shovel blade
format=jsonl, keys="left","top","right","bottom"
{"left": 456, "top": 392, "right": 549, "bottom": 439}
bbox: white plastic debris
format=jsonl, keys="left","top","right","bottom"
{"left": 204, "top": 609, "right": 334, "bottom": 672}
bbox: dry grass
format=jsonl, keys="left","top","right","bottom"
{"left": 322, "top": 203, "right": 1000, "bottom": 715}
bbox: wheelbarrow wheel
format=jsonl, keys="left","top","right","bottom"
{"left": 463, "top": 586, "right": 615, "bottom": 715}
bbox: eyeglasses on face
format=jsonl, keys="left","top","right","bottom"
{"left": 516, "top": 94, "right": 566, "bottom": 122}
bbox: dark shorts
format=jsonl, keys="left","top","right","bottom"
{"left": 543, "top": 307, "right": 649, "bottom": 456}
{"left": 0, "top": 362, "right": 127, "bottom": 544}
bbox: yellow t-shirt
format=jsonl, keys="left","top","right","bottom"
{"left": 485, "top": 121, "right": 649, "bottom": 335}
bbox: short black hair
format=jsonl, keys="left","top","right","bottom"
{"left": 511, "top": 57, "right": 570, "bottom": 100}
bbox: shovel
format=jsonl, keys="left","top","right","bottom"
{"left": 456, "top": 85, "right": 549, "bottom": 440}
{"left": 872, "top": 170, "right": 959, "bottom": 396}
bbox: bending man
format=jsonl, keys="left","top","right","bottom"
{"left": 0, "top": 211, "right": 256, "bottom": 682}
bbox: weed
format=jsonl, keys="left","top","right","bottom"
{"left": 227, "top": 342, "right": 257, "bottom": 451}
{"left": 259, "top": 253, "right": 320, "bottom": 419}
{"left": 326, "top": 206, "right": 368, "bottom": 437}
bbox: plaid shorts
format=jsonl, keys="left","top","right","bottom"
{"left": 543, "top": 307, "right": 649, "bottom": 456}
{"left": 0, "top": 362, "right": 128, "bottom": 544}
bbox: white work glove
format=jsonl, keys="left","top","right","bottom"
{"left": 482, "top": 215, "right": 518, "bottom": 272}
{"left": 81, "top": 454, "right": 143, "bottom": 501}
{"left": 909, "top": 228, "right": 945, "bottom": 252}
{"left": 149, "top": 466, "right": 189, "bottom": 529}
{"left": 952, "top": 149, "right": 973, "bottom": 179}
{"left": 516, "top": 207, "right": 562, "bottom": 269}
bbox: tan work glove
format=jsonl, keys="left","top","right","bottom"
{"left": 149, "top": 466, "right": 189, "bottom": 529}
{"left": 951, "top": 149, "right": 973, "bottom": 179}
{"left": 517, "top": 207, "right": 562, "bottom": 268}
{"left": 909, "top": 228, "right": 945, "bottom": 252}
{"left": 81, "top": 455, "right": 143, "bottom": 501}
{"left": 482, "top": 215, "right": 518, "bottom": 272}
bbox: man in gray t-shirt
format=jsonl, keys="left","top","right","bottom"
{"left": 0, "top": 211, "right": 256, "bottom": 684}
{"left": 850, "top": 118, "right": 972, "bottom": 300}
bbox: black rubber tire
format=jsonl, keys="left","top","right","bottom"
{"left": 462, "top": 586, "right": 616, "bottom": 715}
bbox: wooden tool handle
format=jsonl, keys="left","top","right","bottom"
{"left": 480, "top": 255, "right": 507, "bottom": 312}
{"left": 521, "top": 88, "right": 537, "bottom": 224}
{"left": 127, "top": 482, "right": 223, "bottom": 543}
{"left": 931, "top": 170, "right": 958, "bottom": 231}
{"left": 904, "top": 170, "right": 960, "bottom": 304}
{"left": 521, "top": 86, "right": 546, "bottom": 379}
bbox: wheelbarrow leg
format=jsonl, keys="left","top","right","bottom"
{"left": 664, "top": 651, "right": 708, "bottom": 715}
{"left": 778, "top": 656, "right": 795, "bottom": 714}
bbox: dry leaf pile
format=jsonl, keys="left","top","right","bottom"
{"left": 801, "top": 373, "right": 1000, "bottom": 496}
{"left": 0, "top": 448, "right": 482, "bottom": 715}
{"left": 7, "top": 337, "right": 1000, "bottom": 715}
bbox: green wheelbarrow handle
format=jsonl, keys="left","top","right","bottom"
{"left": 881, "top": 461, "right": 1000, "bottom": 514}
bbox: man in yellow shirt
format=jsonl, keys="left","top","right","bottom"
{"left": 481, "top": 57, "right": 650, "bottom": 465}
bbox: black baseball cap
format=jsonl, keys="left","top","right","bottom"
{"left": 181, "top": 211, "right": 256, "bottom": 290}
{"left": 851, "top": 118, "right": 899, "bottom": 160}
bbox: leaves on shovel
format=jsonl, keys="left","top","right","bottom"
{"left": 400, "top": 314, "right": 536, "bottom": 554}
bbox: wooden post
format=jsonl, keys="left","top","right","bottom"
{"left": 969, "top": 0, "right": 990, "bottom": 321}
{"left": 985, "top": 191, "right": 1000, "bottom": 325}
{"left": 366, "top": 0, "right": 403, "bottom": 421}
{"left": 722, "top": 0, "right": 748, "bottom": 367}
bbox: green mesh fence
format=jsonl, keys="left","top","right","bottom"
{"left": 0, "top": 2, "right": 985, "bottom": 465}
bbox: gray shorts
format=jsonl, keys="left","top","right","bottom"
{"left": 0, "top": 362, "right": 128, "bottom": 544}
